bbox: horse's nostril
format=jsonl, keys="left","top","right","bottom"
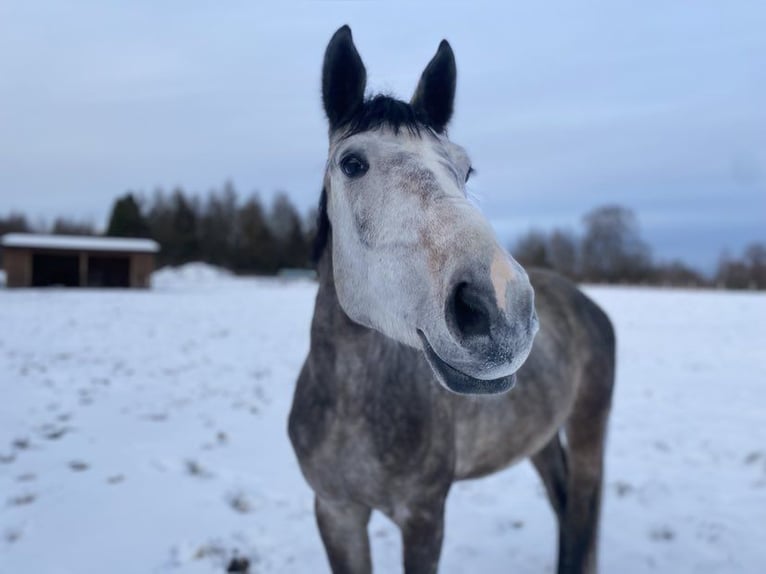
{"left": 449, "top": 282, "right": 492, "bottom": 340}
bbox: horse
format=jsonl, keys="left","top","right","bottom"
{"left": 288, "top": 25, "right": 616, "bottom": 574}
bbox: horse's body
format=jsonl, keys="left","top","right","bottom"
{"left": 289, "top": 26, "right": 615, "bottom": 574}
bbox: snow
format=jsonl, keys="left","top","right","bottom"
{"left": 1, "top": 267, "right": 765, "bottom": 573}
{"left": 152, "top": 263, "right": 234, "bottom": 290}
{"left": 0, "top": 233, "right": 159, "bottom": 253}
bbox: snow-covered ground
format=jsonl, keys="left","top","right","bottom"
{"left": 1, "top": 265, "right": 765, "bottom": 573}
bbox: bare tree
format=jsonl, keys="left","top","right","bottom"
{"left": 651, "top": 260, "right": 708, "bottom": 288}
{"left": 547, "top": 228, "right": 580, "bottom": 280}
{"left": 51, "top": 217, "right": 96, "bottom": 236}
{"left": 581, "top": 205, "right": 652, "bottom": 283}
{"left": 512, "top": 229, "right": 550, "bottom": 269}
{"left": 715, "top": 250, "right": 751, "bottom": 289}
{"left": 744, "top": 242, "right": 766, "bottom": 289}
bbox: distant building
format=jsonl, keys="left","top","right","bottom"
{"left": 0, "top": 233, "right": 159, "bottom": 288}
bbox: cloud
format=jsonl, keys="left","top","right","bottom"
{"left": 0, "top": 2, "right": 764, "bottom": 269}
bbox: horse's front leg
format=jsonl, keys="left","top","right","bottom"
{"left": 396, "top": 498, "right": 447, "bottom": 574}
{"left": 315, "top": 496, "right": 372, "bottom": 574}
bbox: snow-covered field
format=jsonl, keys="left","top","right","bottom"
{"left": 1, "top": 265, "right": 765, "bottom": 573}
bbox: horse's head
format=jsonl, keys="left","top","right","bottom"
{"left": 317, "top": 26, "right": 538, "bottom": 395}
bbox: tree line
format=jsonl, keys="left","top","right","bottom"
{"left": 1, "top": 194, "right": 764, "bottom": 289}
{"left": 511, "top": 204, "right": 766, "bottom": 290}
{"left": 1, "top": 182, "right": 317, "bottom": 274}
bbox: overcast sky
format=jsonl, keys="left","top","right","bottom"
{"left": 1, "top": 1, "right": 764, "bottom": 271}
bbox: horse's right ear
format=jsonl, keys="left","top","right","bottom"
{"left": 322, "top": 25, "right": 367, "bottom": 131}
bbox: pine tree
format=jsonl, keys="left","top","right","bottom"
{"left": 269, "top": 192, "right": 309, "bottom": 269}
{"left": 236, "top": 193, "right": 275, "bottom": 273}
{"left": 106, "top": 193, "right": 149, "bottom": 237}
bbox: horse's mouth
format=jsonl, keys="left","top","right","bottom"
{"left": 417, "top": 330, "right": 517, "bottom": 395}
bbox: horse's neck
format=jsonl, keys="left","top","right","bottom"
{"left": 311, "top": 245, "right": 373, "bottom": 346}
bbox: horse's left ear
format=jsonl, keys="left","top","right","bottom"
{"left": 411, "top": 40, "right": 457, "bottom": 132}
{"left": 322, "top": 25, "right": 367, "bottom": 131}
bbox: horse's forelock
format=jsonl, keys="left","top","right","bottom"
{"left": 339, "top": 95, "right": 439, "bottom": 139}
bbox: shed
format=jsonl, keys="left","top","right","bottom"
{"left": 0, "top": 233, "right": 159, "bottom": 288}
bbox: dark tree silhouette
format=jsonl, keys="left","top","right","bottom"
{"left": 236, "top": 193, "right": 276, "bottom": 273}
{"left": 513, "top": 229, "right": 550, "bottom": 269}
{"left": 0, "top": 212, "right": 30, "bottom": 236}
{"left": 581, "top": 205, "right": 651, "bottom": 283}
{"left": 51, "top": 218, "right": 96, "bottom": 236}
{"left": 268, "top": 192, "right": 309, "bottom": 269}
{"left": 168, "top": 188, "right": 200, "bottom": 264}
{"left": 199, "top": 182, "right": 239, "bottom": 268}
{"left": 744, "top": 242, "right": 766, "bottom": 289}
{"left": 106, "top": 193, "right": 150, "bottom": 238}
{"left": 716, "top": 242, "right": 766, "bottom": 289}
{"left": 548, "top": 229, "right": 580, "bottom": 280}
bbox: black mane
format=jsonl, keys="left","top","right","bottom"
{"left": 340, "top": 94, "right": 437, "bottom": 138}
{"left": 312, "top": 95, "right": 439, "bottom": 264}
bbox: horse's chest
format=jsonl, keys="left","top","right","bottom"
{"left": 290, "top": 360, "right": 455, "bottom": 505}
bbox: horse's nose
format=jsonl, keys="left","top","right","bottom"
{"left": 446, "top": 264, "right": 538, "bottom": 365}
{"left": 447, "top": 281, "right": 493, "bottom": 342}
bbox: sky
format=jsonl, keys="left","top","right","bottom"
{"left": 1, "top": 1, "right": 764, "bottom": 272}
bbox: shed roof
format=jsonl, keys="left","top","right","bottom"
{"left": 0, "top": 233, "right": 160, "bottom": 253}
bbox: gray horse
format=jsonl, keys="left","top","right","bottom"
{"left": 289, "top": 26, "right": 615, "bottom": 574}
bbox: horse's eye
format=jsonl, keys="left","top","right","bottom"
{"left": 340, "top": 154, "right": 369, "bottom": 178}
{"left": 465, "top": 166, "right": 475, "bottom": 183}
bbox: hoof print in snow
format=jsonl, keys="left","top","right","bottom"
{"left": 649, "top": 526, "right": 675, "bottom": 542}
{"left": 613, "top": 480, "right": 634, "bottom": 497}
{"left": 744, "top": 451, "right": 763, "bottom": 465}
{"left": 8, "top": 493, "right": 36, "bottom": 507}
{"left": 107, "top": 474, "right": 125, "bottom": 484}
{"left": 696, "top": 521, "right": 724, "bottom": 543}
{"left": 12, "top": 437, "right": 30, "bottom": 450}
{"left": 496, "top": 519, "right": 524, "bottom": 533}
{"left": 653, "top": 441, "right": 670, "bottom": 453}
{"left": 185, "top": 459, "right": 213, "bottom": 478}
{"left": 43, "top": 426, "right": 70, "bottom": 440}
{"left": 145, "top": 412, "right": 169, "bottom": 422}
{"left": 69, "top": 460, "right": 89, "bottom": 472}
{"left": 227, "top": 491, "right": 253, "bottom": 514}
{"left": 4, "top": 528, "right": 22, "bottom": 544}
{"left": 0, "top": 453, "right": 16, "bottom": 464}
{"left": 226, "top": 556, "right": 250, "bottom": 573}
{"left": 16, "top": 473, "right": 36, "bottom": 483}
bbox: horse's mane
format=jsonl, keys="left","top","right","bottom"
{"left": 312, "top": 95, "right": 440, "bottom": 263}
{"left": 340, "top": 94, "right": 435, "bottom": 138}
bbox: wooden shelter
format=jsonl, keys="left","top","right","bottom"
{"left": 0, "top": 233, "right": 159, "bottom": 288}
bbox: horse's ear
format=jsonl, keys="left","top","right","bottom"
{"left": 411, "top": 40, "right": 456, "bottom": 132}
{"left": 322, "top": 25, "right": 367, "bottom": 131}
